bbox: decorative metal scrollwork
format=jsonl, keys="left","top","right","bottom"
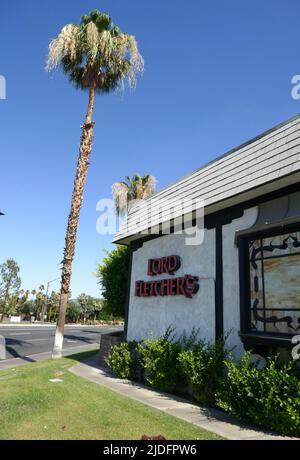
{"left": 250, "top": 234, "right": 300, "bottom": 333}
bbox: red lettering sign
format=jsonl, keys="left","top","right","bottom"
{"left": 147, "top": 255, "right": 181, "bottom": 276}
{"left": 135, "top": 255, "right": 199, "bottom": 299}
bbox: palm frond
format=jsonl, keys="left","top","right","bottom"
{"left": 112, "top": 182, "right": 129, "bottom": 216}
{"left": 98, "top": 30, "right": 113, "bottom": 63}
{"left": 114, "top": 34, "right": 144, "bottom": 88}
{"left": 46, "top": 24, "right": 81, "bottom": 70}
{"left": 142, "top": 175, "right": 157, "bottom": 198}
{"left": 134, "top": 178, "right": 144, "bottom": 200}
{"left": 85, "top": 21, "right": 99, "bottom": 62}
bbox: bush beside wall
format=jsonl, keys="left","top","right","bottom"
{"left": 106, "top": 329, "right": 300, "bottom": 437}
{"left": 217, "top": 352, "right": 300, "bottom": 437}
{"left": 105, "top": 340, "right": 143, "bottom": 381}
{"left": 106, "top": 342, "right": 133, "bottom": 379}
{"left": 138, "top": 328, "right": 183, "bottom": 392}
{"left": 178, "top": 338, "right": 227, "bottom": 406}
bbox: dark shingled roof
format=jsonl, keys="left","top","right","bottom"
{"left": 114, "top": 114, "right": 300, "bottom": 245}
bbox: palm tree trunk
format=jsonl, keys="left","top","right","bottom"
{"left": 52, "top": 85, "right": 96, "bottom": 358}
{"left": 49, "top": 306, "right": 53, "bottom": 322}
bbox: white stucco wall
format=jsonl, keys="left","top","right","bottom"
{"left": 127, "top": 230, "right": 216, "bottom": 343}
{"left": 222, "top": 207, "right": 258, "bottom": 359}
{"left": 127, "top": 208, "right": 258, "bottom": 356}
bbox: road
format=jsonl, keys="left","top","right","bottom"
{"left": 0, "top": 325, "right": 122, "bottom": 359}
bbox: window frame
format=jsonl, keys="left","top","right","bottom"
{"left": 238, "top": 221, "right": 300, "bottom": 348}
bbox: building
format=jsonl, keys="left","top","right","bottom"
{"left": 114, "top": 114, "right": 300, "bottom": 358}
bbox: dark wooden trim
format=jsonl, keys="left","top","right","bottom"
{"left": 215, "top": 225, "right": 223, "bottom": 340}
{"left": 205, "top": 181, "right": 300, "bottom": 229}
{"left": 130, "top": 235, "right": 158, "bottom": 252}
{"left": 124, "top": 246, "right": 133, "bottom": 340}
{"left": 117, "top": 182, "right": 300, "bottom": 248}
{"left": 205, "top": 208, "right": 244, "bottom": 230}
{"left": 241, "top": 332, "right": 294, "bottom": 349}
{"left": 237, "top": 220, "right": 300, "bottom": 244}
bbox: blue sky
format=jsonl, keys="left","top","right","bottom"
{"left": 1, "top": 0, "right": 300, "bottom": 297}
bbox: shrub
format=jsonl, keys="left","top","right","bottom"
{"left": 105, "top": 327, "right": 300, "bottom": 437}
{"left": 106, "top": 342, "right": 133, "bottom": 379}
{"left": 217, "top": 352, "right": 300, "bottom": 437}
{"left": 178, "top": 337, "right": 227, "bottom": 406}
{"left": 138, "top": 328, "right": 182, "bottom": 392}
{"left": 106, "top": 341, "right": 141, "bottom": 380}
{"left": 96, "top": 246, "right": 129, "bottom": 318}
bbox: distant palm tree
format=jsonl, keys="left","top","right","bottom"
{"left": 46, "top": 9, "right": 143, "bottom": 358}
{"left": 112, "top": 174, "right": 157, "bottom": 216}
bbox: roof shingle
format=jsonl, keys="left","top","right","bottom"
{"left": 114, "top": 114, "right": 300, "bottom": 244}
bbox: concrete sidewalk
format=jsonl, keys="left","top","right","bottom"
{"left": 70, "top": 356, "right": 296, "bottom": 441}
{"left": 0, "top": 344, "right": 99, "bottom": 371}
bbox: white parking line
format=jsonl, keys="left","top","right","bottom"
{"left": 8, "top": 332, "right": 32, "bottom": 335}
{"left": 29, "top": 339, "right": 49, "bottom": 342}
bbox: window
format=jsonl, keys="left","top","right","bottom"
{"left": 241, "top": 226, "right": 300, "bottom": 341}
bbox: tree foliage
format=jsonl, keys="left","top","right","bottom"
{"left": 112, "top": 174, "right": 157, "bottom": 216}
{"left": 66, "top": 295, "right": 104, "bottom": 323}
{"left": 46, "top": 9, "right": 144, "bottom": 93}
{"left": 96, "top": 246, "right": 129, "bottom": 317}
{"left": 0, "top": 257, "right": 106, "bottom": 322}
{"left": 0, "top": 259, "right": 21, "bottom": 314}
{"left": 6, "top": 290, "right": 29, "bottom": 316}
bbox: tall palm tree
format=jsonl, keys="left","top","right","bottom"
{"left": 112, "top": 173, "right": 156, "bottom": 216}
{"left": 46, "top": 10, "right": 143, "bottom": 358}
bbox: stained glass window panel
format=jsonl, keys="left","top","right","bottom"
{"left": 248, "top": 230, "right": 300, "bottom": 336}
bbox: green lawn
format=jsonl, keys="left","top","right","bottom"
{"left": 0, "top": 351, "right": 223, "bottom": 440}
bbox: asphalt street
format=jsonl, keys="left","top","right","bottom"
{"left": 0, "top": 325, "right": 122, "bottom": 359}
